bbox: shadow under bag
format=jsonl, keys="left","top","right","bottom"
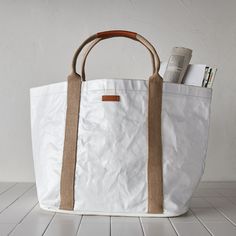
{"left": 30, "top": 30, "right": 212, "bottom": 217}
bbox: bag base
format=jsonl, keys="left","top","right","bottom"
{"left": 39, "top": 204, "right": 188, "bottom": 218}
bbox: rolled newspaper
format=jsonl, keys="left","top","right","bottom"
{"left": 163, "top": 47, "right": 192, "bottom": 83}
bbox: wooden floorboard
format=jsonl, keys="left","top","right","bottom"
{"left": 141, "top": 217, "right": 177, "bottom": 236}
{"left": 43, "top": 212, "right": 81, "bottom": 236}
{"left": 9, "top": 205, "right": 55, "bottom": 236}
{"left": 0, "top": 183, "right": 34, "bottom": 213}
{"left": 77, "top": 216, "right": 110, "bottom": 236}
{"left": 204, "top": 196, "right": 236, "bottom": 225}
{"left": 191, "top": 207, "right": 236, "bottom": 236}
{"left": 111, "top": 216, "right": 143, "bottom": 236}
{"left": 0, "top": 182, "right": 235, "bottom": 235}
{"left": 0, "top": 183, "right": 16, "bottom": 195}
{"left": 170, "top": 210, "right": 212, "bottom": 236}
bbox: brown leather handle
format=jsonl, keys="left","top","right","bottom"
{"left": 97, "top": 30, "right": 137, "bottom": 40}
{"left": 71, "top": 30, "right": 161, "bottom": 80}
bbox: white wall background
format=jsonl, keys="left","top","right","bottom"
{"left": 0, "top": 0, "right": 235, "bottom": 182}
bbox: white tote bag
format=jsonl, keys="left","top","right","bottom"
{"left": 30, "top": 30, "right": 212, "bottom": 217}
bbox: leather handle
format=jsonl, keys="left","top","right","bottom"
{"left": 97, "top": 30, "right": 137, "bottom": 39}
{"left": 71, "top": 30, "right": 161, "bottom": 80}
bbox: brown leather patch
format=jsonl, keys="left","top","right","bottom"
{"left": 102, "top": 95, "right": 120, "bottom": 102}
{"left": 97, "top": 30, "right": 137, "bottom": 40}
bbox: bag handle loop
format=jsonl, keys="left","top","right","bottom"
{"left": 71, "top": 30, "right": 161, "bottom": 81}
{"left": 80, "top": 37, "right": 156, "bottom": 81}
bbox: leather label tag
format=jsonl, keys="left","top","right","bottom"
{"left": 102, "top": 95, "right": 120, "bottom": 102}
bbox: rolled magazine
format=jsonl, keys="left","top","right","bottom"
{"left": 163, "top": 47, "right": 192, "bottom": 83}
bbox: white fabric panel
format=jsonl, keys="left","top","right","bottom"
{"left": 30, "top": 78, "right": 212, "bottom": 217}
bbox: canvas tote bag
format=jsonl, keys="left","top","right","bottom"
{"left": 30, "top": 30, "right": 212, "bottom": 217}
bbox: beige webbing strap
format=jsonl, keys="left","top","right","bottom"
{"left": 148, "top": 74, "right": 163, "bottom": 213}
{"left": 60, "top": 73, "right": 82, "bottom": 210}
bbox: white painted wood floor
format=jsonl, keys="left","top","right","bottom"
{"left": 1, "top": 182, "right": 236, "bottom": 235}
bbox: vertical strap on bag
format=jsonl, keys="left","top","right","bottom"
{"left": 59, "top": 30, "right": 163, "bottom": 213}
{"left": 148, "top": 74, "right": 163, "bottom": 213}
{"left": 60, "top": 73, "right": 82, "bottom": 210}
